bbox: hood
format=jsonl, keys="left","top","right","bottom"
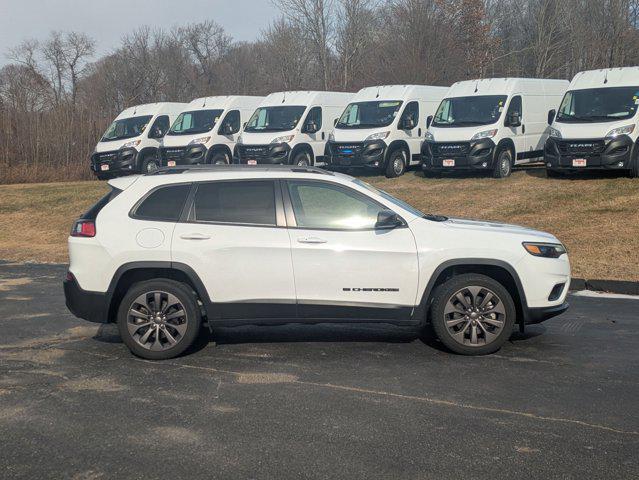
{"left": 551, "top": 118, "right": 635, "bottom": 139}
{"left": 442, "top": 217, "right": 558, "bottom": 241}
{"left": 240, "top": 129, "right": 296, "bottom": 145}
{"left": 162, "top": 132, "right": 215, "bottom": 148}
{"left": 95, "top": 136, "right": 143, "bottom": 153}
{"left": 428, "top": 125, "right": 497, "bottom": 142}
{"left": 332, "top": 126, "right": 393, "bottom": 143}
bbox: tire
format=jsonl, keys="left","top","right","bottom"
{"left": 292, "top": 151, "right": 312, "bottom": 167}
{"left": 429, "top": 273, "right": 516, "bottom": 355}
{"left": 140, "top": 154, "right": 160, "bottom": 174}
{"left": 117, "top": 279, "right": 202, "bottom": 360}
{"left": 492, "top": 148, "right": 513, "bottom": 178}
{"left": 211, "top": 151, "right": 230, "bottom": 165}
{"left": 385, "top": 149, "right": 407, "bottom": 178}
{"left": 630, "top": 156, "right": 639, "bottom": 178}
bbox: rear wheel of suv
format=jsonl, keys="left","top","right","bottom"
{"left": 429, "top": 274, "right": 516, "bottom": 355}
{"left": 492, "top": 148, "right": 513, "bottom": 178}
{"left": 117, "top": 279, "right": 202, "bottom": 360}
{"left": 211, "top": 151, "right": 230, "bottom": 165}
{"left": 385, "top": 149, "right": 407, "bottom": 178}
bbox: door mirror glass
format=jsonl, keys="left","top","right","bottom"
{"left": 304, "top": 120, "right": 318, "bottom": 133}
{"left": 223, "top": 122, "right": 234, "bottom": 135}
{"left": 375, "top": 209, "right": 404, "bottom": 229}
{"left": 547, "top": 109, "right": 556, "bottom": 125}
{"left": 426, "top": 115, "right": 433, "bottom": 129}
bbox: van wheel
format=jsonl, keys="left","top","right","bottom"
{"left": 385, "top": 149, "right": 407, "bottom": 178}
{"left": 429, "top": 274, "right": 516, "bottom": 355}
{"left": 211, "top": 151, "right": 230, "bottom": 165}
{"left": 117, "top": 279, "right": 202, "bottom": 360}
{"left": 141, "top": 155, "right": 160, "bottom": 174}
{"left": 293, "top": 151, "right": 312, "bottom": 166}
{"left": 492, "top": 148, "right": 513, "bottom": 178}
{"left": 631, "top": 156, "right": 639, "bottom": 178}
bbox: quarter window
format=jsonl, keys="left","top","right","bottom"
{"left": 193, "top": 181, "right": 276, "bottom": 226}
{"left": 287, "top": 180, "right": 386, "bottom": 230}
{"left": 134, "top": 184, "right": 191, "bottom": 221}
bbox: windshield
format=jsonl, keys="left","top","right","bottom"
{"left": 556, "top": 87, "right": 639, "bottom": 123}
{"left": 101, "top": 115, "right": 152, "bottom": 142}
{"left": 336, "top": 101, "right": 403, "bottom": 129}
{"left": 432, "top": 96, "right": 507, "bottom": 127}
{"left": 168, "top": 109, "right": 224, "bottom": 135}
{"left": 244, "top": 106, "right": 306, "bottom": 132}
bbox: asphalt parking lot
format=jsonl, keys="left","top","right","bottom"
{"left": 1, "top": 262, "right": 638, "bottom": 479}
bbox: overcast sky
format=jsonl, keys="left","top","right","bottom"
{"left": 0, "top": 0, "right": 278, "bottom": 65}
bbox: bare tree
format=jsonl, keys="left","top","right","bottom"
{"left": 335, "top": 0, "right": 377, "bottom": 89}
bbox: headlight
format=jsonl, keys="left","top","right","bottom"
{"left": 328, "top": 132, "right": 335, "bottom": 141}
{"left": 121, "top": 139, "right": 141, "bottom": 149}
{"left": 605, "top": 124, "right": 635, "bottom": 139}
{"left": 424, "top": 131, "right": 434, "bottom": 141}
{"left": 470, "top": 129, "right": 498, "bottom": 141}
{"left": 523, "top": 242, "right": 566, "bottom": 258}
{"left": 365, "top": 131, "right": 390, "bottom": 141}
{"left": 189, "top": 136, "right": 211, "bottom": 145}
{"left": 549, "top": 127, "right": 562, "bottom": 139}
{"left": 271, "top": 134, "right": 294, "bottom": 144}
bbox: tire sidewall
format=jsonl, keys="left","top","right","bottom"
{"left": 430, "top": 274, "right": 516, "bottom": 355}
{"left": 117, "top": 279, "right": 201, "bottom": 360}
{"left": 385, "top": 149, "right": 406, "bottom": 178}
{"left": 141, "top": 154, "right": 160, "bottom": 173}
{"left": 293, "top": 151, "right": 312, "bottom": 166}
{"left": 211, "top": 151, "right": 230, "bottom": 165}
{"left": 493, "top": 148, "right": 512, "bottom": 178}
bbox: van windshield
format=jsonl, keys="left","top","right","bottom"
{"left": 244, "top": 106, "right": 306, "bottom": 132}
{"left": 101, "top": 115, "right": 153, "bottom": 142}
{"left": 556, "top": 87, "right": 639, "bottom": 123}
{"left": 336, "top": 101, "right": 403, "bottom": 129}
{"left": 168, "top": 109, "right": 224, "bottom": 135}
{"left": 432, "top": 96, "right": 507, "bottom": 127}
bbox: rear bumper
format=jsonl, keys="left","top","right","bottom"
{"left": 525, "top": 302, "right": 569, "bottom": 325}
{"left": 544, "top": 135, "right": 635, "bottom": 171}
{"left": 237, "top": 143, "right": 291, "bottom": 164}
{"left": 421, "top": 139, "right": 496, "bottom": 171}
{"left": 63, "top": 274, "right": 109, "bottom": 323}
{"left": 160, "top": 144, "right": 209, "bottom": 166}
{"left": 91, "top": 148, "right": 139, "bottom": 177}
{"left": 325, "top": 140, "right": 387, "bottom": 169}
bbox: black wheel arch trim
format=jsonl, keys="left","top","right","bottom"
{"left": 495, "top": 138, "right": 516, "bottom": 164}
{"left": 206, "top": 144, "right": 233, "bottom": 163}
{"left": 290, "top": 143, "right": 314, "bottom": 164}
{"left": 384, "top": 140, "right": 410, "bottom": 166}
{"left": 137, "top": 147, "right": 160, "bottom": 170}
{"left": 413, "top": 258, "right": 530, "bottom": 330}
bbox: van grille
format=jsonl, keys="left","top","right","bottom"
{"left": 431, "top": 142, "right": 471, "bottom": 156}
{"left": 557, "top": 140, "right": 605, "bottom": 155}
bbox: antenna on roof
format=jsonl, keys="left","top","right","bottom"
{"left": 202, "top": 97, "right": 207, "bottom": 107}
{"left": 474, "top": 81, "right": 479, "bottom": 93}
{"left": 133, "top": 106, "right": 137, "bottom": 115}
{"left": 604, "top": 70, "right": 608, "bottom": 84}
{"left": 282, "top": 91, "right": 286, "bottom": 103}
{"left": 376, "top": 86, "right": 380, "bottom": 98}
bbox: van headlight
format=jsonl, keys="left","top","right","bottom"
{"left": 605, "top": 124, "right": 635, "bottom": 139}
{"left": 549, "top": 127, "right": 562, "bottom": 139}
{"left": 189, "top": 136, "right": 211, "bottom": 145}
{"left": 471, "top": 129, "right": 498, "bottom": 141}
{"left": 271, "top": 134, "right": 294, "bottom": 144}
{"left": 424, "top": 131, "right": 435, "bottom": 141}
{"left": 121, "top": 139, "right": 141, "bottom": 149}
{"left": 365, "top": 131, "right": 390, "bottom": 141}
{"left": 523, "top": 242, "right": 566, "bottom": 258}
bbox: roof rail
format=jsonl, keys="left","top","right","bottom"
{"left": 148, "top": 164, "right": 334, "bottom": 176}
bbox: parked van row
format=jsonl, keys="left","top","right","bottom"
{"left": 90, "top": 67, "right": 639, "bottom": 180}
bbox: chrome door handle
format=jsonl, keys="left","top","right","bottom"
{"left": 297, "top": 237, "right": 327, "bottom": 244}
{"left": 180, "top": 233, "right": 211, "bottom": 240}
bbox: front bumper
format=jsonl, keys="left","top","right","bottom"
{"left": 160, "top": 144, "right": 209, "bottom": 166}
{"left": 421, "top": 139, "right": 496, "bottom": 171}
{"left": 525, "top": 302, "right": 569, "bottom": 325}
{"left": 544, "top": 135, "right": 635, "bottom": 171}
{"left": 91, "top": 148, "right": 139, "bottom": 177}
{"left": 63, "top": 273, "right": 109, "bottom": 323}
{"left": 237, "top": 143, "right": 291, "bottom": 164}
{"left": 325, "top": 140, "right": 387, "bottom": 169}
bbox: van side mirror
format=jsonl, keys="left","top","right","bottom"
{"left": 401, "top": 116, "right": 416, "bottom": 130}
{"left": 304, "top": 120, "right": 318, "bottom": 134}
{"left": 333, "top": 118, "right": 338, "bottom": 126}
{"left": 221, "top": 123, "right": 234, "bottom": 135}
{"left": 426, "top": 115, "right": 433, "bottom": 129}
{"left": 375, "top": 209, "right": 404, "bottom": 229}
{"left": 507, "top": 112, "right": 521, "bottom": 127}
{"left": 149, "top": 126, "right": 165, "bottom": 139}
{"left": 547, "top": 109, "right": 556, "bottom": 125}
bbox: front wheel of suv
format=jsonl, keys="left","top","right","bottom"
{"left": 429, "top": 274, "right": 516, "bottom": 355}
{"left": 117, "top": 279, "right": 202, "bottom": 360}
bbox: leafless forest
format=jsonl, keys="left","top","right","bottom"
{"left": 2, "top": 0, "right": 639, "bottom": 183}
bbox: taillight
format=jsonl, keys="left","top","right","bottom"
{"left": 70, "top": 220, "right": 96, "bottom": 237}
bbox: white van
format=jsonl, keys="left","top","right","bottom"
{"left": 91, "top": 102, "right": 187, "bottom": 179}
{"left": 236, "top": 91, "right": 353, "bottom": 166}
{"left": 545, "top": 67, "right": 639, "bottom": 178}
{"left": 160, "top": 96, "right": 264, "bottom": 167}
{"left": 326, "top": 85, "right": 448, "bottom": 177}
{"left": 422, "top": 78, "right": 568, "bottom": 178}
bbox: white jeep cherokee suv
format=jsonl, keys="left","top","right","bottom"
{"left": 64, "top": 165, "right": 570, "bottom": 359}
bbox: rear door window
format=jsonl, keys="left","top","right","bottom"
{"left": 132, "top": 184, "right": 191, "bottom": 221}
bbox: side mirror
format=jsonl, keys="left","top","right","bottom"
{"left": 507, "top": 112, "right": 521, "bottom": 127}
{"left": 547, "top": 109, "right": 556, "bottom": 125}
{"left": 401, "top": 116, "right": 416, "bottom": 130}
{"left": 150, "top": 127, "right": 164, "bottom": 139}
{"left": 426, "top": 115, "right": 433, "bottom": 129}
{"left": 222, "top": 123, "right": 234, "bottom": 135}
{"left": 333, "top": 118, "right": 338, "bottom": 126}
{"left": 375, "top": 209, "right": 404, "bottom": 229}
{"left": 304, "top": 120, "right": 318, "bottom": 134}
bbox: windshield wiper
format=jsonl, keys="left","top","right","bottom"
{"left": 423, "top": 213, "right": 448, "bottom": 222}
{"left": 557, "top": 113, "right": 593, "bottom": 122}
